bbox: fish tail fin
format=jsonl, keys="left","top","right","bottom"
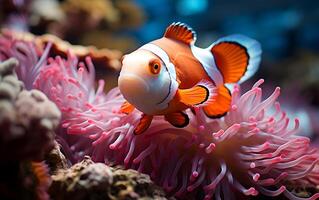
{"left": 203, "top": 85, "right": 231, "bottom": 118}
{"left": 209, "top": 34, "right": 262, "bottom": 84}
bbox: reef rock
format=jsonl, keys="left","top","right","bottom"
{"left": 45, "top": 140, "right": 70, "bottom": 175}
{"left": 0, "top": 58, "right": 61, "bottom": 162}
{"left": 50, "top": 156, "right": 172, "bottom": 200}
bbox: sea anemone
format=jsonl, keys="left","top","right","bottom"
{"left": 2, "top": 31, "right": 318, "bottom": 199}
{"left": 39, "top": 56, "right": 319, "bottom": 199}
{"left": 33, "top": 52, "right": 112, "bottom": 162}
{"left": 0, "top": 30, "right": 50, "bottom": 90}
{"left": 96, "top": 82, "right": 319, "bottom": 199}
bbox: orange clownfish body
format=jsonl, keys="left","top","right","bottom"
{"left": 118, "top": 22, "right": 262, "bottom": 134}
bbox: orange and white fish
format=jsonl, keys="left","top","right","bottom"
{"left": 118, "top": 22, "right": 261, "bottom": 134}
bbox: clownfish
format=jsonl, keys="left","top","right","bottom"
{"left": 118, "top": 22, "right": 261, "bottom": 135}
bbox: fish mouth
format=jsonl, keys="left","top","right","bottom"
{"left": 118, "top": 73, "right": 150, "bottom": 103}
{"left": 119, "top": 73, "right": 149, "bottom": 90}
{"left": 156, "top": 76, "right": 172, "bottom": 105}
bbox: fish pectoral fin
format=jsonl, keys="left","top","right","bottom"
{"left": 120, "top": 101, "right": 135, "bottom": 114}
{"left": 165, "top": 112, "right": 189, "bottom": 128}
{"left": 210, "top": 34, "right": 261, "bottom": 83}
{"left": 178, "top": 80, "right": 217, "bottom": 107}
{"left": 164, "top": 22, "right": 196, "bottom": 45}
{"left": 203, "top": 85, "right": 231, "bottom": 118}
{"left": 134, "top": 114, "right": 153, "bottom": 135}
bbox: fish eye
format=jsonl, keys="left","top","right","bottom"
{"left": 149, "top": 59, "right": 161, "bottom": 75}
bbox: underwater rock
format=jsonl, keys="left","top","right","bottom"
{"left": 44, "top": 140, "right": 70, "bottom": 175}
{"left": 109, "top": 167, "right": 170, "bottom": 200}
{"left": 0, "top": 58, "right": 61, "bottom": 161}
{"left": 29, "top": 162, "right": 52, "bottom": 200}
{"left": 0, "top": 29, "right": 122, "bottom": 72}
{"left": 49, "top": 156, "right": 171, "bottom": 200}
{"left": 60, "top": 0, "right": 144, "bottom": 30}
{"left": 61, "top": 0, "right": 119, "bottom": 26}
{"left": 38, "top": 34, "right": 122, "bottom": 71}
{"left": 0, "top": 0, "right": 31, "bottom": 31}
{"left": 57, "top": 0, "right": 144, "bottom": 52}
{"left": 0, "top": 160, "right": 51, "bottom": 200}
{"left": 30, "top": 0, "right": 65, "bottom": 23}
{"left": 49, "top": 156, "right": 113, "bottom": 200}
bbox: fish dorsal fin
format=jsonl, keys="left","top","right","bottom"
{"left": 164, "top": 22, "right": 197, "bottom": 45}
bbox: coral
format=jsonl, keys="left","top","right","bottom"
{"left": 112, "top": 0, "right": 145, "bottom": 28}
{"left": 110, "top": 167, "right": 169, "bottom": 200}
{"left": 0, "top": 0, "right": 31, "bottom": 31}
{"left": 57, "top": 0, "right": 145, "bottom": 52}
{"left": 0, "top": 52, "right": 55, "bottom": 200}
{"left": 37, "top": 33, "right": 122, "bottom": 71}
{"left": 49, "top": 156, "right": 170, "bottom": 200}
{"left": 0, "top": 58, "right": 61, "bottom": 161}
{"left": 60, "top": 0, "right": 144, "bottom": 29}
{"left": 61, "top": 0, "right": 119, "bottom": 25}
{"left": 49, "top": 156, "right": 112, "bottom": 200}
{"left": 44, "top": 140, "right": 70, "bottom": 175}
{"left": 30, "top": 162, "right": 51, "bottom": 200}
{"left": 30, "top": 0, "right": 65, "bottom": 22}
{"left": 0, "top": 29, "right": 122, "bottom": 76}
{"left": 0, "top": 161, "right": 51, "bottom": 200}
